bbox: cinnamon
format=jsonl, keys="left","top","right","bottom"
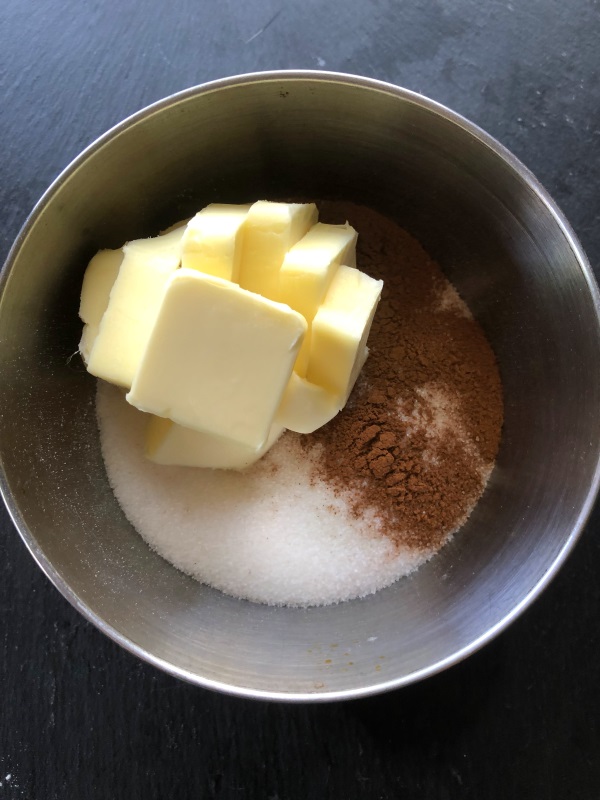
{"left": 303, "top": 203, "right": 503, "bottom": 553}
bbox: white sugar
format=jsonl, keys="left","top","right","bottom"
{"left": 96, "top": 382, "right": 431, "bottom": 607}
{"left": 437, "top": 283, "right": 473, "bottom": 318}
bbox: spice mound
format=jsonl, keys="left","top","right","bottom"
{"left": 305, "top": 201, "right": 503, "bottom": 554}
{"left": 97, "top": 203, "right": 503, "bottom": 607}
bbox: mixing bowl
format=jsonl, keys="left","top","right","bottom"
{"left": 1, "top": 71, "right": 599, "bottom": 702}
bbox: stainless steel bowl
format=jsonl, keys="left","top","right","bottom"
{"left": 1, "top": 71, "right": 599, "bottom": 702}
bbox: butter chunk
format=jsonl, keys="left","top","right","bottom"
{"left": 279, "top": 222, "right": 357, "bottom": 321}
{"left": 85, "top": 225, "right": 185, "bottom": 388}
{"left": 278, "top": 346, "right": 369, "bottom": 433}
{"left": 307, "top": 266, "right": 382, "bottom": 397}
{"left": 347, "top": 344, "right": 370, "bottom": 398}
{"left": 78, "top": 248, "right": 123, "bottom": 362}
{"left": 79, "top": 323, "right": 100, "bottom": 365}
{"left": 276, "top": 373, "right": 341, "bottom": 434}
{"left": 238, "top": 201, "right": 318, "bottom": 300}
{"left": 181, "top": 203, "right": 251, "bottom": 282}
{"left": 293, "top": 328, "right": 311, "bottom": 378}
{"left": 127, "top": 269, "right": 307, "bottom": 449}
{"left": 79, "top": 248, "right": 123, "bottom": 327}
{"left": 146, "top": 416, "right": 284, "bottom": 469}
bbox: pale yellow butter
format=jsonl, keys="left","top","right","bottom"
{"left": 276, "top": 373, "right": 341, "bottom": 434}
{"left": 79, "top": 248, "right": 123, "bottom": 327}
{"left": 238, "top": 201, "right": 318, "bottom": 300}
{"left": 85, "top": 225, "right": 186, "bottom": 388}
{"left": 347, "top": 344, "right": 370, "bottom": 398}
{"left": 307, "top": 266, "right": 383, "bottom": 397}
{"left": 181, "top": 203, "right": 251, "bottom": 282}
{"left": 127, "top": 269, "right": 307, "bottom": 449}
{"left": 145, "top": 416, "right": 284, "bottom": 469}
{"left": 79, "top": 323, "right": 100, "bottom": 364}
{"left": 279, "top": 222, "right": 357, "bottom": 322}
{"left": 78, "top": 248, "right": 123, "bottom": 362}
{"left": 293, "top": 327, "right": 311, "bottom": 378}
{"left": 277, "top": 346, "right": 369, "bottom": 433}
{"left": 79, "top": 202, "right": 383, "bottom": 470}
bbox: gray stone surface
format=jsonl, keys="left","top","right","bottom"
{"left": 1, "top": 1, "right": 599, "bottom": 797}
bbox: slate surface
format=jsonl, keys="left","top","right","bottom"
{"left": 1, "top": 1, "right": 599, "bottom": 798}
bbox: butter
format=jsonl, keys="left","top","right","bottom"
{"left": 276, "top": 373, "right": 341, "bottom": 434}
{"left": 78, "top": 248, "right": 123, "bottom": 362}
{"left": 238, "top": 201, "right": 318, "bottom": 299}
{"left": 79, "top": 323, "right": 99, "bottom": 364}
{"left": 85, "top": 225, "right": 186, "bottom": 388}
{"left": 79, "top": 248, "right": 123, "bottom": 327}
{"left": 277, "top": 345, "right": 369, "bottom": 433}
{"left": 127, "top": 269, "right": 307, "bottom": 448}
{"left": 279, "top": 222, "right": 357, "bottom": 321}
{"left": 146, "top": 416, "right": 284, "bottom": 469}
{"left": 293, "top": 327, "right": 312, "bottom": 378}
{"left": 181, "top": 203, "right": 250, "bottom": 282}
{"left": 347, "top": 343, "right": 370, "bottom": 398}
{"left": 79, "top": 201, "right": 384, "bottom": 470}
{"left": 307, "top": 266, "right": 383, "bottom": 397}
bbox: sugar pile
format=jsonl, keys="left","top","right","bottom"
{"left": 97, "top": 381, "right": 430, "bottom": 607}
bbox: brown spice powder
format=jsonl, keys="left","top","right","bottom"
{"left": 302, "top": 202, "right": 504, "bottom": 553}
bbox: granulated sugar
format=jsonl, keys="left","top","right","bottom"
{"left": 97, "top": 382, "right": 427, "bottom": 607}
{"left": 95, "top": 203, "right": 503, "bottom": 607}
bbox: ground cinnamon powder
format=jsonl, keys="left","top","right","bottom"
{"left": 303, "top": 202, "right": 503, "bottom": 553}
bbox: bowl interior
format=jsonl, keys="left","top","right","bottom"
{"left": 1, "top": 74, "right": 599, "bottom": 700}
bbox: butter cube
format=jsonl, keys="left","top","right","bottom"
{"left": 160, "top": 217, "right": 192, "bottom": 234}
{"left": 127, "top": 269, "right": 307, "bottom": 449}
{"left": 307, "top": 266, "right": 382, "bottom": 396}
{"left": 85, "top": 225, "right": 185, "bottom": 388}
{"left": 78, "top": 248, "right": 123, "bottom": 362}
{"left": 279, "top": 222, "right": 357, "bottom": 321}
{"left": 145, "top": 416, "right": 284, "bottom": 469}
{"left": 181, "top": 203, "right": 251, "bottom": 282}
{"left": 278, "top": 346, "right": 369, "bottom": 433}
{"left": 79, "top": 323, "right": 99, "bottom": 365}
{"left": 293, "top": 328, "right": 311, "bottom": 378}
{"left": 79, "top": 248, "right": 123, "bottom": 327}
{"left": 238, "top": 201, "right": 318, "bottom": 300}
{"left": 276, "top": 373, "right": 341, "bottom": 434}
{"left": 347, "top": 344, "right": 370, "bottom": 398}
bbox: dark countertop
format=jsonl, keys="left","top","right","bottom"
{"left": 1, "top": 2, "right": 599, "bottom": 798}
